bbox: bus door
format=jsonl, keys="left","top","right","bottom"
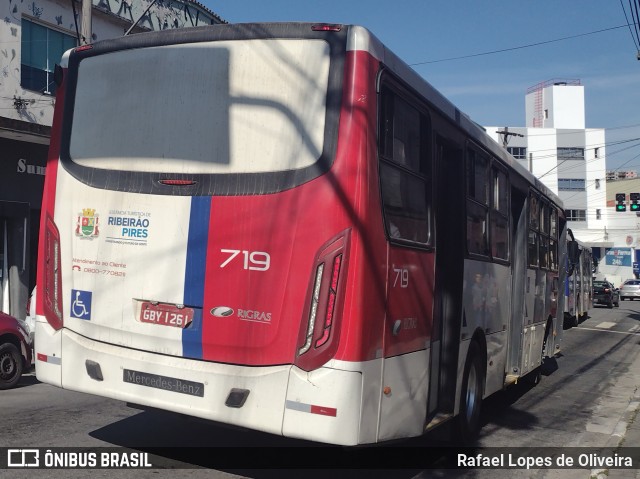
{"left": 377, "top": 82, "right": 433, "bottom": 440}
{"left": 506, "top": 185, "right": 527, "bottom": 378}
{"left": 521, "top": 192, "right": 546, "bottom": 375}
{"left": 0, "top": 201, "right": 30, "bottom": 320}
{"left": 428, "top": 137, "right": 464, "bottom": 418}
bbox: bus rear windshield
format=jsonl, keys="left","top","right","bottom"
{"left": 68, "top": 39, "right": 330, "bottom": 175}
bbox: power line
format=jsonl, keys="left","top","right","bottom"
{"left": 631, "top": 0, "right": 640, "bottom": 47}
{"left": 409, "top": 24, "right": 635, "bottom": 66}
{"left": 620, "top": 0, "right": 640, "bottom": 49}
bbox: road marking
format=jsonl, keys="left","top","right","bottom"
{"left": 630, "top": 325, "right": 640, "bottom": 333}
{"left": 595, "top": 321, "right": 617, "bottom": 329}
{"left": 572, "top": 326, "right": 640, "bottom": 336}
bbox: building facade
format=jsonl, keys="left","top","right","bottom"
{"left": 486, "top": 79, "right": 637, "bottom": 284}
{"left": 0, "top": 0, "right": 225, "bottom": 319}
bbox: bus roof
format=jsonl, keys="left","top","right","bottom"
{"left": 60, "top": 22, "right": 562, "bottom": 209}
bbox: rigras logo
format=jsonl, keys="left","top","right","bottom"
{"left": 210, "top": 306, "right": 234, "bottom": 317}
{"left": 210, "top": 306, "right": 272, "bottom": 323}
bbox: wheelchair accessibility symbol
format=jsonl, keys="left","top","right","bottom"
{"left": 71, "top": 289, "right": 92, "bottom": 320}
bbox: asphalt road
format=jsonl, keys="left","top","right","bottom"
{"left": 1, "top": 301, "right": 639, "bottom": 479}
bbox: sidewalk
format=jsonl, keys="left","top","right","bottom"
{"left": 592, "top": 344, "right": 640, "bottom": 479}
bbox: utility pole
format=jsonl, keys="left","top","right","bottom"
{"left": 495, "top": 126, "right": 524, "bottom": 149}
{"left": 81, "top": 0, "right": 92, "bottom": 44}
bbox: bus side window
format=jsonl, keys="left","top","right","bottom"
{"left": 528, "top": 193, "right": 540, "bottom": 268}
{"left": 539, "top": 203, "right": 549, "bottom": 269}
{"left": 378, "top": 83, "right": 431, "bottom": 246}
{"left": 466, "top": 146, "right": 489, "bottom": 257}
{"left": 490, "top": 166, "right": 509, "bottom": 261}
{"left": 467, "top": 202, "right": 488, "bottom": 256}
{"left": 528, "top": 231, "right": 538, "bottom": 267}
{"left": 530, "top": 195, "right": 539, "bottom": 230}
{"left": 393, "top": 140, "right": 406, "bottom": 166}
{"left": 549, "top": 208, "right": 558, "bottom": 271}
{"left": 380, "top": 163, "right": 428, "bottom": 243}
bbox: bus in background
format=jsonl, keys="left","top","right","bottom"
{"left": 564, "top": 231, "right": 593, "bottom": 328}
{"left": 35, "top": 23, "right": 575, "bottom": 446}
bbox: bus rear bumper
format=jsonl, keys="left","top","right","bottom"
{"left": 34, "top": 323, "right": 364, "bottom": 445}
{"left": 34, "top": 318, "right": 63, "bottom": 387}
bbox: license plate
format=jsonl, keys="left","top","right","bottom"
{"left": 123, "top": 369, "right": 204, "bottom": 397}
{"left": 140, "top": 302, "right": 194, "bottom": 328}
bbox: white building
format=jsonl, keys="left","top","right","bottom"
{"left": 0, "top": 0, "right": 225, "bottom": 320}
{"left": 486, "top": 79, "right": 636, "bottom": 282}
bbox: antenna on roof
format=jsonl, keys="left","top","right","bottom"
{"left": 124, "top": 0, "right": 158, "bottom": 36}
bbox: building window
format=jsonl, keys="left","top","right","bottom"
{"left": 544, "top": 109, "right": 549, "bottom": 119}
{"left": 595, "top": 178, "right": 600, "bottom": 189}
{"left": 558, "top": 178, "right": 586, "bottom": 191}
{"left": 596, "top": 209, "right": 601, "bottom": 220}
{"left": 594, "top": 147, "right": 600, "bottom": 158}
{"left": 21, "top": 18, "right": 76, "bottom": 95}
{"left": 507, "top": 147, "right": 527, "bottom": 160}
{"left": 557, "top": 147, "right": 585, "bottom": 161}
{"left": 565, "top": 209, "right": 586, "bottom": 222}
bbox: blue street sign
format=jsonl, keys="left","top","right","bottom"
{"left": 605, "top": 248, "right": 632, "bottom": 267}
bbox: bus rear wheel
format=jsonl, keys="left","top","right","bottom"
{"left": 456, "top": 341, "right": 484, "bottom": 444}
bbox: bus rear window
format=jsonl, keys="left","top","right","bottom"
{"left": 68, "top": 39, "right": 330, "bottom": 174}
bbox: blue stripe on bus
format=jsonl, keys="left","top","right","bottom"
{"left": 182, "top": 196, "right": 211, "bottom": 360}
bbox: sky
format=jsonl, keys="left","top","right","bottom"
{"left": 199, "top": 1, "right": 640, "bottom": 171}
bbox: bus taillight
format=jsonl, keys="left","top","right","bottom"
{"left": 311, "top": 24, "right": 342, "bottom": 32}
{"left": 299, "top": 263, "right": 324, "bottom": 356}
{"left": 296, "top": 231, "right": 350, "bottom": 371}
{"left": 315, "top": 254, "right": 342, "bottom": 348}
{"left": 44, "top": 215, "right": 63, "bottom": 330}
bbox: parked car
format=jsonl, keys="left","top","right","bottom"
{"left": 0, "top": 312, "right": 33, "bottom": 389}
{"left": 620, "top": 279, "right": 640, "bottom": 301}
{"left": 592, "top": 280, "right": 620, "bottom": 308}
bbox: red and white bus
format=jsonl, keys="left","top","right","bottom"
{"left": 35, "top": 23, "right": 575, "bottom": 445}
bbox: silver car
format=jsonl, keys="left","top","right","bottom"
{"left": 620, "top": 279, "right": 640, "bottom": 301}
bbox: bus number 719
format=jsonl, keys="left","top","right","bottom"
{"left": 220, "top": 249, "right": 271, "bottom": 271}
{"left": 393, "top": 267, "right": 409, "bottom": 288}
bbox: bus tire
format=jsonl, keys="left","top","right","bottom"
{"left": 456, "top": 341, "right": 484, "bottom": 444}
{"left": 0, "top": 343, "right": 23, "bottom": 390}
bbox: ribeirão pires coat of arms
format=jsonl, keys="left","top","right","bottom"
{"left": 76, "top": 208, "right": 99, "bottom": 238}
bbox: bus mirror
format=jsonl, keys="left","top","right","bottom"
{"left": 54, "top": 64, "right": 64, "bottom": 87}
{"left": 567, "top": 240, "right": 580, "bottom": 265}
